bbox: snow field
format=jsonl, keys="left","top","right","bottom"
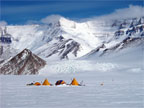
{"left": 0, "top": 67, "right": 143, "bottom": 108}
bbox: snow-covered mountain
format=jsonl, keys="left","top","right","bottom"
{"left": 82, "top": 17, "right": 144, "bottom": 58}
{"left": 0, "top": 15, "right": 115, "bottom": 60}
{"left": 1, "top": 15, "right": 143, "bottom": 61}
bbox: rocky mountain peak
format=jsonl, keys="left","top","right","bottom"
{"left": 0, "top": 49, "right": 46, "bottom": 75}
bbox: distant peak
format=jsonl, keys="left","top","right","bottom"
{"left": 23, "top": 48, "right": 31, "bottom": 53}
{"left": 41, "top": 15, "right": 65, "bottom": 24}
{"left": 0, "top": 48, "right": 46, "bottom": 75}
{"left": 18, "top": 49, "right": 32, "bottom": 59}
{"left": 40, "top": 15, "right": 75, "bottom": 28}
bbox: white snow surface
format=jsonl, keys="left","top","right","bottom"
{"left": 0, "top": 71, "right": 143, "bottom": 108}
{"left": 0, "top": 67, "right": 143, "bottom": 108}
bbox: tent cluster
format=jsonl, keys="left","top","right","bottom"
{"left": 27, "top": 78, "right": 84, "bottom": 86}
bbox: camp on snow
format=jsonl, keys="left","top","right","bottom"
{"left": 26, "top": 78, "right": 85, "bottom": 86}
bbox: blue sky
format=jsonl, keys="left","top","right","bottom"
{"left": 0, "top": 0, "right": 143, "bottom": 24}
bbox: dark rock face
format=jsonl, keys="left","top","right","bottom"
{"left": 0, "top": 49, "right": 46, "bottom": 75}
{"left": 115, "top": 30, "right": 124, "bottom": 38}
{"left": 37, "top": 37, "right": 80, "bottom": 60}
{"left": 83, "top": 44, "right": 106, "bottom": 58}
{"left": 83, "top": 17, "right": 144, "bottom": 59}
{"left": 114, "top": 17, "right": 144, "bottom": 38}
{"left": 100, "top": 37, "right": 144, "bottom": 56}
{"left": 59, "top": 40, "right": 80, "bottom": 59}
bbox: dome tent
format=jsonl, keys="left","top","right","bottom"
{"left": 55, "top": 80, "right": 66, "bottom": 85}
{"left": 34, "top": 82, "right": 41, "bottom": 86}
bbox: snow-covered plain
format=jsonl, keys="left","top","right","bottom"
{"left": 0, "top": 67, "right": 143, "bottom": 108}
{"left": 0, "top": 45, "right": 143, "bottom": 108}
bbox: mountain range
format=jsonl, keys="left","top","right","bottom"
{"left": 0, "top": 15, "right": 144, "bottom": 74}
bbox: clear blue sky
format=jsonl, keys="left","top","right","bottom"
{"left": 0, "top": 0, "right": 143, "bottom": 24}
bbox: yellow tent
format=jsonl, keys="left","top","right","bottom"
{"left": 71, "top": 78, "right": 79, "bottom": 86}
{"left": 42, "top": 78, "right": 51, "bottom": 86}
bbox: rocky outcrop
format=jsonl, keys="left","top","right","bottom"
{"left": 0, "top": 49, "right": 46, "bottom": 75}
{"left": 36, "top": 37, "right": 80, "bottom": 60}
{"left": 82, "top": 44, "right": 106, "bottom": 58}
{"left": 114, "top": 17, "right": 144, "bottom": 38}
{"left": 82, "top": 17, "right": 144, "bottom": 58}
{"left": 100, "top": 37, "right": 144, "bottom": 56}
